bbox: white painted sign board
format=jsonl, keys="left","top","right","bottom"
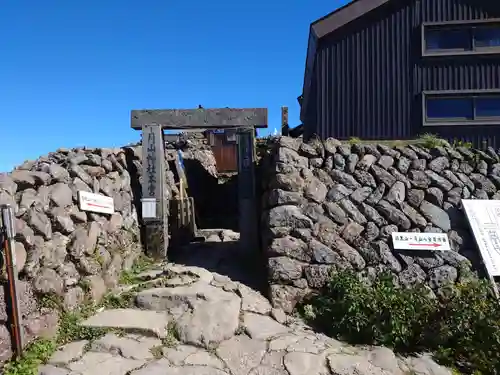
{"left": 391, "top": 232, "right": 451, "bottom": 251}
{"left": 462, "top": 199, "right": 500, "bottom": 277}
{"left": 141, "top": 198, "right": 157, "bottom": 219}
{"left": 78, "top": 191, "right": 114, "bottom": 214}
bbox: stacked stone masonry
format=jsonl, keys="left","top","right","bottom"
{"left": 261, "top": 136, "right": 500, "bottom": 313}
{"left": 0, "top": 146, "right": 154, "bottom": 362}
{"left": 0, "top": 135, "right": 222, "bottom": 365}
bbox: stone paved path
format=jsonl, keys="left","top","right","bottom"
{"left": 38, "top": 231, "right": 453, "bottom": 375}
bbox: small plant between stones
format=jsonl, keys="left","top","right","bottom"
{"left": 3, "top": 254, "right": 159, "bottom": 375}
{"left": 119, "top": 254, "right": 155, "bottom": 284}
{"left": 348, "top": 136, "right": 361, "bottom": 145}
{"left": 162, "top": 321, "right": 180, "bottom": 348}
{"left": 149, "top": 345, "right": 164, "bottom": 359}
{"left": 148, "top": 321, "right": 179, "bottom": 359}
{"left": 416, "top": 133, "right": 451, "bottom": 149}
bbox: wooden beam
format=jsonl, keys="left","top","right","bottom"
{"left": 131, "top": 108, "right": 268, "bottom": 130}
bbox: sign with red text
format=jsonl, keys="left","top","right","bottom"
{"left": 78, "top": 191, "right": 114, "bottom": 214}
{"left": 391, "top": 232, "right": 450, "bottom": 251}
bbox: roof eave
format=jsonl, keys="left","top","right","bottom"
{"left": 300, "top": 0, "right": 392, "bottom": 123}
{"left": 299, "top": 26, "right": 318, "bottom": 123}
{"left": 312, "top": 0, "right": 390, "bottom": 38}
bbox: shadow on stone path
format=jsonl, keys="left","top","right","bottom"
{"left": 38, "top": 261, "right": 454, "bottom": 375}
{"left": 168, "top": 229, "right": 268, "bottom": 295}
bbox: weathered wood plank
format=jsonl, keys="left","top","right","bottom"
{"left": 131, "top": 108, "right": 268, "bottom": 129}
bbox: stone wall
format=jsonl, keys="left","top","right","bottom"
{"left": 260, "top": 136, "right": 500, "bottom": 313}
{"left": 0, "top": 146, "right": 150, "bottom": 362}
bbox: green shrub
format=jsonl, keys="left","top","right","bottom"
{"left": 452, "top": 139, "right": 473, "bottom": 149}
{"left": 299, "top": 270, "right": 500, "bottom": 375}
{"left": 348, "top": 136, "right": 361, "bottom": 145}
{"left": 432, "top": 280, "right": 500, "bottom": 374}
{"left": 2, "top": 339, "right": 56, "bottom": 375}
{"left": 417, "top": 133, "right": 451, "bottom": 149}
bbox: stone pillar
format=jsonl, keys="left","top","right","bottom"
{"left": 141, "top": 124, "right": 169, "bottom": 259}
{"left": 237, "top": 127, "right": 258, "bottom": 255}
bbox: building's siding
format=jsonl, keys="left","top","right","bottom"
{"left": 305, "top": 0, "right": 500, "bottom": 147}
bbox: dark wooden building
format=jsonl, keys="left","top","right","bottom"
{"left": 300, "top": 0, "right": 500, "bottom": 147}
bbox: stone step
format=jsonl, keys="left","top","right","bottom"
{"left": 80, "top": 308, "right": 170, "bottom": 339}
{"left": 39, "top": 263, "right": 455, "bottom": 375}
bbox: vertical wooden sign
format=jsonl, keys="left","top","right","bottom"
{"left": 237, "top": 127, "right": 258, "bottom": 255}
{"left": 141, "top": 124, "right": 168, "bottom": 259}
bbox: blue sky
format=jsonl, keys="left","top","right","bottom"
{"left": 0, "top": 0, "right": 348, "bottom": 172}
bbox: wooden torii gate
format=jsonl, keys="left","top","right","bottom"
{"left": 131, "top": 107, "right": 268, "bottom": 259}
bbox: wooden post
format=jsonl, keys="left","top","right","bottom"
{"left": 281, "top": 106, "right": 289, "bottom": 136}
{"left": 141, "top": 124, "right": 168, "bottom": 259}
{"left": 1, "top": 205, "right": 24, "bottom": 358}
{"left": 237, "top": 128, "right": 258, "bottom": 255}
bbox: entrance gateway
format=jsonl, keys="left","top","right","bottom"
{"left": 130, "top": 107, "right": 268, "bottom": 259}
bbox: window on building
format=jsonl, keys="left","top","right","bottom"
{"left": 425, "top": 28, "right": 471, "bottom": 52}
{"left": 474, "top": 25, "right": 500, "bottom": 48}
{"left": 424, "top": 22, "right": 500, "bottom": 54}
{"left": 475, "top": 96, "right": 500, "bottom": 117}
{"left": 426, "top": 97, "right": 474, "bottom": 120}
{"left": 425, "top": 94, "right": 500, "bottom": 124}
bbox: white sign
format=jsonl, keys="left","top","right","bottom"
{"left": 141, "top": 198, "right": 157, "bottom": 219}
{"left": 78, "top": 191, "right": 114, "bottom": 214}
{"left": 462, "top": 199, "right": 500, "bottom": 276}
{"left": 391, "top": 232, "right": 451, "bottom": 251}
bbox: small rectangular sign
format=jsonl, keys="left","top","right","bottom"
{"left": 78, "top": 191, "right": 114, "bottom": 214}
{"left": 225, "top": 129, "right": 237, "bottom": 143}
{"left": 391, "top": 232, "right": 451, "bottom": 251}
{"left": 141, "top": 198, "right": 157, "bottom": 219}
{"left": 462, "top": 199, "right": 500, "bottom": 276}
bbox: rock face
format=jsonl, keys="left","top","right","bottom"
{"left": 165, "top": 134, "right": 218, "bottom": 179}
{"left": 132, "top": 131, "right": 219, "bottom": 200}
{"left": 261, "top": 137, "right": 496, "bottom": 312}
{"left": 164, "top": 132, "right": 219, "bottom": 195}
{"left": 0, "top": 145, "right": 165, "bottom": 363}
{"left": 163, "top": 132, "right": 234, "bottom": 229}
